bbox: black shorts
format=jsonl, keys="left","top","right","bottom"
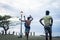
{"left": 44, "top": 26, "right": 52, "bottom": 33}
{"left": 25, "top": 26, "right": 30, "bottom": 33}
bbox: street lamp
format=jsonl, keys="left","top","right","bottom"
{"left": 20, "top": 11, "right": 23, "bottom": 38}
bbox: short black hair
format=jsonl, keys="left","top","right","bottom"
{"left": 27, "top": 17, "right": 31, "bottom": 20}
{"left": 46, "top": 10, "right": 50, "bottom": 15}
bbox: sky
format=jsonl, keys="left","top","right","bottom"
{"left": 0, "top": 0, "right": 60, "bottom": 36}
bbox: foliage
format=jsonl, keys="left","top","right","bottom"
{"left": 0, "top": 15, "right": 11, "bottom": 34}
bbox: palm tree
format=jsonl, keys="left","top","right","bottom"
{"left": 0, "top": 15, "right": 11, "bottom": 35}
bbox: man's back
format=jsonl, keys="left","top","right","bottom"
{"left": 25, "top": 20, "right": 31, "bottom": 26}
{"left": 43, "top": 15, "right": 52, "bottom": 26}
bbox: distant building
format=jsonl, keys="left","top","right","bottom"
{"left": 8, "top": 31, "right": 10, "bottom": 35}
{"left": 12, "top": 31, "right": 15, "bottom": 35}
{"left": 33, "top": 32, "right": 35, "bottom": 36}
{"left": 30, "top": 32, "right": 32, "bottom": 36}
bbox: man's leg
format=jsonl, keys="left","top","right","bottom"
{"left": 45, "top": 33, "right": 48, "bottom": 40}
{"left": 26, "top": 32, "right": 29, "bottom": 40}
{"left": 25, "top": 28, "right": 28, "bottom": 40}
{"left": 25, "top": 29, "right": 30, "bottom": 40}
{"left": 49, "top": 28, "right": 52, "bottom": 40}
{"left": 25, "top": 32, "right": 28, "bottom": 40}
{"left": 45, "top": 27, "right": 49, "bottom": 40}
{"left": 49, "top": 32, "right": 52, "bottom": 40}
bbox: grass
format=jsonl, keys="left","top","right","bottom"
{"left": 0, "top": 34, "right": 60, "bottom": 40}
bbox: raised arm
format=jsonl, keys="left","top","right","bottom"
{"left": 39, "top": 18, "right": 44, "bottom": 26}
{"left": 19, "top": 18, "right": 25, "bottom": 22}
{"left": 29, "top": 15, "right": 33, "bottom": 21}
{"left": 30, "top": 17, "right": 33, "bottom": 21}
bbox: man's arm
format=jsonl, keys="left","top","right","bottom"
{"left": 30, "top": 17, "right": 33, "bottom": 21}
{"left": 29, "top": 15, "right": 33, "bottom": 21}
{"left": 19, "top": 19, "right": 25, "bottom": 22}
{"left": 39, "top": 18, "right": 44, "bottom": 26}
{"left": 50, "top": 18, "right": 53, "bottom": 26}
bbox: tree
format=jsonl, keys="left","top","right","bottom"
{"left": 0, "top": 15, "right": 11, "bottom": 35}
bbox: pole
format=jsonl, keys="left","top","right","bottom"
{"left": 20, "top": 14, "right": 22, "bottom": 38}
{"left": 20, "top": 11, "right": 23, "bottom": 38}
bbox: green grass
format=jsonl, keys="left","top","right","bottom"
{"left": 0, "top": 34, "right": 60, "bottom": 40}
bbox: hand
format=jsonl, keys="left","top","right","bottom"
{"left": 19, "top": 18, "right": 21, "bottom": 20}
{"left": 50, "top": 24, "right": 52, "bottom": 26}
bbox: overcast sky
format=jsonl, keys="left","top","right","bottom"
{"left": 0, "top": 0, "right": 60, "bottom": 36}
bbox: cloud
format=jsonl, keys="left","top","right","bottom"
{"left": 0, "top": 3, "right": 20, "bottom": 16}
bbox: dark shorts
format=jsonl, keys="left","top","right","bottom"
{"left": 44, "top": 26, "right": 52, "bottom": 33}
{"left": 25, "top": 26, "right": 30, "bottom": 33}
{"left": 24, "top": 23, "right": 30, "bottom": 33}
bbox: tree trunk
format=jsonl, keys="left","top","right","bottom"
{"left": 5, "top": 29, "right": 7, "bottom": 35}
{"left": 3, "top": 26, "right": 9, "bottom": 35}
